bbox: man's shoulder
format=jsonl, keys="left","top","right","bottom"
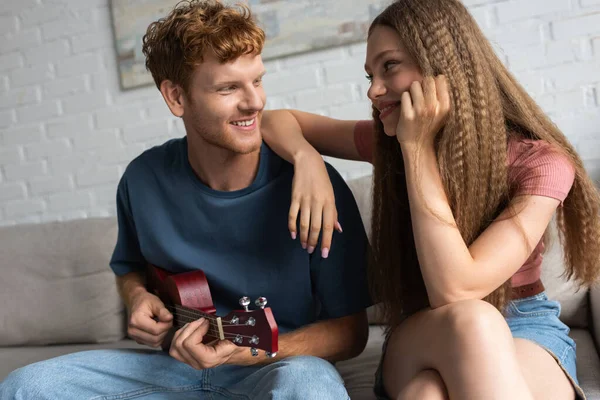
{"left": 124, "top": 137, "right": 184, "bottom": 178}
{"left": 323, "top": 161, "right": 349, "bottom": 189}
{"left": 323, "top": 161, "right": 363, "bottom": 209}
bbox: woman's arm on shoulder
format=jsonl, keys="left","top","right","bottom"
{"left": 286, "top": 110, "right": 364, "bottom": 160}
{"left": 262, "top": 109, "right": 366, "bottom": 257}
{"left": 262, "top": 109, "right": 364, "bottom": 161}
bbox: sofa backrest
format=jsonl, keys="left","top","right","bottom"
{"left": 0, "top": 218, "right": 125, "bottom": 346}
{"left": 345, "top": 174, "right": 589, "bottom": 328}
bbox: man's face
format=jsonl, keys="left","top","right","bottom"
{"left": 182, "top": 52, "right": 266, "bottom": 155}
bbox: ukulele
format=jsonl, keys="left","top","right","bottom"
{"left": 147, "top": 264, "right": 279, "bottom": 358}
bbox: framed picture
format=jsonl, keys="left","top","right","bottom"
{"left": 109, "top": 0, "right": 387, "bottom": 90}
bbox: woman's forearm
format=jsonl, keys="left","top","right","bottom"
{"left": 401, "top": 144, "right": 477, "bottom": 307}
{"left": 262, "top": 109, "right": 362, "bottom": 161}
{"left": 261, "top": 110, "right": 320, "bottom": 163}
{"left": 403, "top": 144, "right": 559, "bottom": 308}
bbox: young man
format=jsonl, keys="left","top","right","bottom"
{"left": 0, "top": 1, "right": 370, "bottom": 399}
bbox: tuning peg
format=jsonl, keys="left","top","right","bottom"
{"left": 255, "top": 297, "right": 267, "bottom": 309}
{"left": 250, "top": 348, "right": 259, "bottom": 357}
{"left": 266, "top": 352, "right": 277, "bottom": 358}
{"left": 239, "top": 296, "right": 250, "bottom": 311}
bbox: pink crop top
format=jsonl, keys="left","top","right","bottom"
{"left": 353, "top": 120, "right": 575, "bottom": 287}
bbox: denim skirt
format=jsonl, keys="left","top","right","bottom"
{"left": 373, "top": 292, "right": 584, "bottom": 399}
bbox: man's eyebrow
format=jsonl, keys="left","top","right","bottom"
{"left": 364, "top": 49, "right": 402, "bottom": 71}
{"left": 214, "top": 70, "right": 267, "bottom": 87}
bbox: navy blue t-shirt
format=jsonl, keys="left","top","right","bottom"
{"left": 110, "top": 137, "right": 371, "bottom": 334}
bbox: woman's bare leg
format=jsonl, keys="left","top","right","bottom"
{"left": 513, "top": 338, "right": 575, "bottom": 400}
{"left": 383, "top": 299, "right": 533, "bottom": 400}
{"left": 397, "top": 369, "right": 448, "bottom": 400}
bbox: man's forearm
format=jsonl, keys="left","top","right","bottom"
{"left": 116, "top": 271, "right": 148, "bottom": 310}
{"left": 228, "top": 311, "right": 369, "bottom": 366}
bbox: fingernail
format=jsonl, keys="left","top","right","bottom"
{"left": 301, "top": 242, "right": 307, "bottom": 249}
{"left": 322, "top": 248, "right": 329, "bottom": 258}
{"left": 197, "top": 318, "right": 205, "bottom": 324}
{"left": 291, "top": 232, "right": 297, "bottom": 240}
{"left": 307, "top": 246, "right": 315, "bottom": 254}
{"left": 336, "top": 221, "right": 343, "bottom": 233}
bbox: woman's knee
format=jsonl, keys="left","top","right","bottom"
{"left": 441, "top": 299, "right": 512, "bottom": 349}
{"left": 397, "top": 369, "right": 448, "bottom": 400}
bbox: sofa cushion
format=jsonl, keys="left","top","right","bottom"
{"left": 540, "top": 223, "right": 588, "bottom": 328}
{"left": 0, "top": 217, "right": 125, "bottom": 346}
{"left": 346, "top": 175, "right": 373, "bottom": 240}
{"left": 571, "top": 329, "right": 600, "bottom": 399}
{"left": 345, "top": 175, "right": 588, "bottom": 328}
{"left": 337, "top": 325, "right": 385, "bottom": 400}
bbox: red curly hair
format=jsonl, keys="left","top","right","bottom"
{"left": 142, "top": 0, "right": 265, "bottom": 93}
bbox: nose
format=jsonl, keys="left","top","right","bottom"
{"left": 241, "top": 86, "right": 265, "bottom": 113}
{"left": 367, "top": 77, "right": 386, "bottom": 102}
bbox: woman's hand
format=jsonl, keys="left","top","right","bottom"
{"left": 290, "top": 150, "right": 342, "bottom": 259}
{"left": 396, "top": 75, "right": 450, "bottom": 147}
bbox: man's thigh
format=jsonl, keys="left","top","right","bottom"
{"left": 0, "top": 349, "right": 208, "bottom": 400}
{"left": 210, "top": 356, "right": 350, "bottom": 400}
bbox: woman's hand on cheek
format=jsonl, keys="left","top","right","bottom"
{"left": 395, "top": 75, "right": 450, "bottom": 148}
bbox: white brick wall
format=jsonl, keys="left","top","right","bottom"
{"left": 0, "top": 0, "right": 599, "bottom": 226}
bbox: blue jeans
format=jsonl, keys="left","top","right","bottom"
{"left": 0, "top": 349, "right": 350, "bottom": 399}
{"left": 506, "top": 292, "right": 584, "bottom": 399}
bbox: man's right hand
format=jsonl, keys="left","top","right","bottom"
{"left": 126, "top": 290, "right": 173, "bottom": 348}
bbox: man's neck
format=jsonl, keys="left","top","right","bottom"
{"left": 187, "top": 135, "right": 261, "bottom": 192}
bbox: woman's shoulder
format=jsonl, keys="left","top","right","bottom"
{"left": 508, "top": 138, "right": 573, "bottom": 169}
{"left": 507, "top": 137, "right": 576, "bottom": 203}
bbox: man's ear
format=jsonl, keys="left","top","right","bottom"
{"left": 159, "top": 80, "right": 186, "bottom": 117}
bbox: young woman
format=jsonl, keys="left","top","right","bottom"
{"left": 262, "top": 0, "right": 600, "bottom": 399}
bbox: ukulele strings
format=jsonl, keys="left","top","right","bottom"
{"left": 173, "top": 315, "right": 258, "bottom": 340}
{"left": 167, "top": 305, "right": 254, "bottom": 326}
{"left": 166, "top": 306, "right": 259, "bottom": 340}
{"left": 167, "top": 305, "right": 235, "bottom": 324}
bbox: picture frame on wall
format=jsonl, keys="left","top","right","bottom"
{"left": 109, "top": 0, "right": 387, "bottom": 90}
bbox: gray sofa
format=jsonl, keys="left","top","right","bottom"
{"left": 1, "top": 175, "right": 599, "bottom": 399}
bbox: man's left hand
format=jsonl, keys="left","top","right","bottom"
{"left": 169, "top": 318, "right": 240, "bottom": 369}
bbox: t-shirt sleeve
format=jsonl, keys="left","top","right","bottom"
{"left": 309, "top": 164, "right": 372, "bottom": 320}
{"left": 510, "top": 142, "right": 575, "bottom": 205}
{"left": 354, "top": 120, "right": 375, "bottom": 164}
{"left": 109, "top": 174, "right": 146, "bottom": 276}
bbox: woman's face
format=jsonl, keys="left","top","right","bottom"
{"left": 365, "top": 25, "right": 424, "bottom": 137}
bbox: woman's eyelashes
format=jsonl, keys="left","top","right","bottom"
{"left": 365, "top": 60, "right": 402, "bottom": 82}
{"left": 383, "top": 60, "right": 401, "bottom": 72}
